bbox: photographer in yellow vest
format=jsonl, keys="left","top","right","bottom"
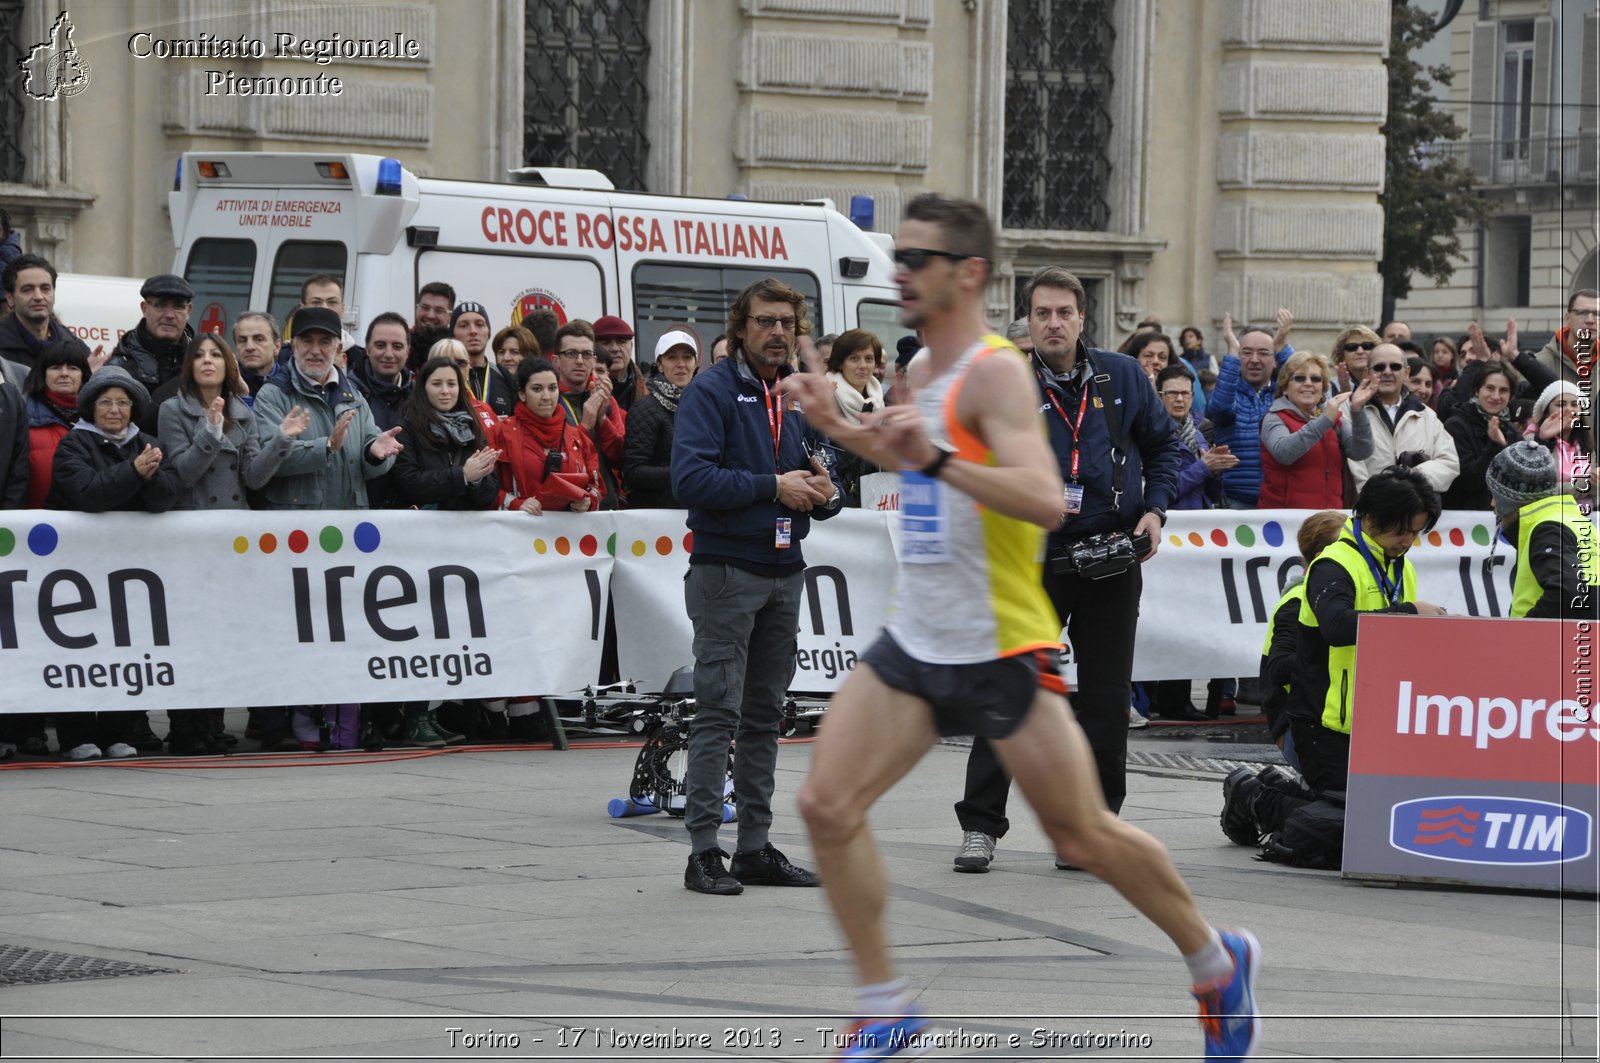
{"left": 1488, "top": 441, "right": 1599, "bottom": 620}
{"left": 1282, "top": 466, "right": 1447, "bottom": 796}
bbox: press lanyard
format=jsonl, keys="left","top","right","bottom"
{"left": 470, "top": 365, "right": 488, "bottom": 403}
{"left": 1042, "top": 379, "right": 1091, "bottom": 481}
{"left": 761, "top": 377, "right": 783, "bottom": 469}
{"left": 1348, "top": 519, "right": 1404, "bottom": 605}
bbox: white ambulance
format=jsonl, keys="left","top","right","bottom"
{"left": 166, "top": 152, "right": 910, "bottom": 360}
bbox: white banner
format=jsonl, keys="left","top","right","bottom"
{"left": 0, "top": 511, "right": 609, "bottom": 713}
{"left": 1127, "top": 509, "right": 1518, "bottom": 681}
{"left": 0, "top": 507, "right": 1518, "bottom": 711}
{"left": 609, "top": 508, "right": 899, "bottom": 694}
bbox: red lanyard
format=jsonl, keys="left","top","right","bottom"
{"left": 761, "top": 378, "right": 783, "bottom": 469}
{"left": 1043, "top": 383, "right": 1091, "bottom": 481}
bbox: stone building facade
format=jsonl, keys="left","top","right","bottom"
{"left": 1394, "top": 0, "right": 1597, "bottom": 337}
{"left": 2, "top": 0, "right": 1396, "bottom": 353}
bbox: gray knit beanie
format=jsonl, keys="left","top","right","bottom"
{"left": 1486, "top": 440, "right": 1558, "bottom": 515}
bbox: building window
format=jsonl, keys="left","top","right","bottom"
{"left": 1002, "top": 0, "right": 1115, "bottom": 232}
{"left": 524, "top": 0, "right": 651, "bottom": 192}
{"left": 0, "top": 0, "right": 26, "bottom": 183}
{"left": 1499, "top": 20, "right": 1535, "bottom": 162}
{"left": 1483, "top": 216, "right": 1531, "bottom": 308}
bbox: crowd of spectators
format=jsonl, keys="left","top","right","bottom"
{"left": 0, "top": 239, "right": 1593, "bottom": 760}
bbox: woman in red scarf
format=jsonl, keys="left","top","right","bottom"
{"left": 492, "top": 357, "right": 600, "bottom": 513}
{"left": 22, "top": 339, "right": 90, "bottom": 508}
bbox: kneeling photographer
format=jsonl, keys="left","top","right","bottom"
{"left": 953, "top": 266, "right": 1177, "bottom": 872}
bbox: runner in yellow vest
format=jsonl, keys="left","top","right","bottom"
{"left": 1258, "top": 510, "right": 1347, "bottom": 763}
{"left": 1488, "top": 441, "right": 1600, "bottom": 619}
{"left": 1282, "top": 467, "right": 1448, "bottom": 797}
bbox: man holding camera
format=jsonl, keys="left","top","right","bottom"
{"left": 954, "top": 265, "right": 1178, "bottom": 872}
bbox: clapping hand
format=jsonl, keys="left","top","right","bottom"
{"left": 279, "top": 405, "right": 310, "bottom": 438}
{"left": 207, "top": 396, "right": 225, "bottom": 427}
{"left": 463, "top": 446, "right": 499, "bottom": 483}
{"left": 1348, "top": 372, "right": 1378, "bottom": 412}
{"left": 367, "top": 425, "right": 404, "bottom": 461}
{"left": 581, "top": 386, "right": 609, "bottom": 431}
{"left": 327, "top": 409, "right": 357, "bottom": 453}
{"left": 132, "top": 444, "right": 163, "bottom": 479}
{"left": 1272, "top": 307, "right": 1294, "bottom": 350}
{"left": 89, "top": 345, "right": 109, "bottom": 373}
{"left": 1222, "top": 311, "right": 1239, "bottom": 356}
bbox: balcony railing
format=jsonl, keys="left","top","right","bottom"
{"left": 1425, "top": 134, "right": 1599, "bottom": 187}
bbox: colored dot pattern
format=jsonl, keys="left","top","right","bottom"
{"left": 0, "top": 528, "right": 13, "bottom": 557}
{"left": 1150, "top": 520, "right": 1494, "bottom": 552}
{"left": 28, "top": 524, "right": 58, "bottom": 556}
{"left": 224, "top": 523, "right": 385, "bottom": 555}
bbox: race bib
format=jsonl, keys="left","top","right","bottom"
{"left": 899, "top": 470, "right": 950, "bottom": 564}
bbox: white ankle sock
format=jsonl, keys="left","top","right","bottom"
{"left": 1183, "top": 929, "right": 1232, "bottom": 986}
{"left": 858, "top": 978, "right": 914, "bottom": 1018}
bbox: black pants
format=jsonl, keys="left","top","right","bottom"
{"left": 1253, "top": 717, "right": 1350, "bottom": 834}
{"left": 956, "top": 562, "right": 1141, "bottom": 835}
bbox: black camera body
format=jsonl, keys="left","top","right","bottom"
{"left": 543, "top": 449, "right": 564, "bottom": 477}
{"left": 1051, "top": 530, "right": 1141, "bottom": 580}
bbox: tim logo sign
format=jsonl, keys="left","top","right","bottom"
{"left": 1391, "top": 796, "right": 1592, "bottom": 866}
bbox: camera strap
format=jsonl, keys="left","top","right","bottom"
{"left": 1084, "top": 349, "right": 1129, "bottom": 509}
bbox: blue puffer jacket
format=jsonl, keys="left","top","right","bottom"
{"left": 1207, "top": 345, "right": 1292, "bottom": 503}
{"left": 1036, "top": 343, "right": 1179, "bottom": 546}
{"left": 672, "top": 353, "right": 840, "bottom": 570}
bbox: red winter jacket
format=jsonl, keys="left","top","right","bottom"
{"left": 491, "top": 404, "right": 601, "bottom": 512}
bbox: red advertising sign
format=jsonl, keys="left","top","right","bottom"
{"left": 1345, "top": 615, "right": 1598, "bottom": 892}
{"left": 1349, "top": 616, "right": 1596, "bottom": 785}
{"left": 199, "top": 302, "right": 227, "bottom": 335}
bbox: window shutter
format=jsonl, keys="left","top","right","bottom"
{"left": 1582, "top": 15, "right": 1597, "bottom": 180}
{"left": 1468, "top": 22, "right": 1498, "bottom": 179}
{"left": 1528, "top": 16, "right": 1554, "bottom": 175}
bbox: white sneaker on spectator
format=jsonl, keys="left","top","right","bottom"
{"left": 104, "top": 743, "right": 137, "bottom": 759}
{"left": 66, "top": 743, "right": 103, "bottom": 761}
{"left": 1128, "top": 705, "right": 1149, "bottom": 729}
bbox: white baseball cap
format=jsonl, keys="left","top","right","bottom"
{"left": 653, "top": 329, "right": 699, "bottom": 360}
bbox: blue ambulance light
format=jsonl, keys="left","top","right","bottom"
{"left": 173, "top": 158, "right": 183, "bottom": 191}
{"left": 849, "top": 194, "right": 875, "bottom": 231}
{"left": 376, "top": 157, "right": 403, "bottom": 197}
{"left": 726, "top": 193, "right": 748, "bottom": 201}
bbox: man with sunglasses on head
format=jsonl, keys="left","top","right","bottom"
{"left": 1346, "top": 341, "right": 1459, "bottom": 496}
{"left": 1208, "top": 309, "right": 1295, "bottom": 508}
{"left": 670, "top": 278, "right": 841, "bottom": 897}
{"left": 785, "top": 194, "right": 1260, "bottom": 1062}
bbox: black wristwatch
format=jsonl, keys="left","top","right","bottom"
{"left": 920, "top": 440, "right": 957, "bottom": 479}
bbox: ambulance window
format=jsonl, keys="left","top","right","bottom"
{"left": 631, "top": 263, "right": 821, "bottom": 363}
{"left": 182, "top": 239, "right": 255, "bottom": 337}
{"left": 268, "top": 242, "right": 348, "bottom": 324}
{"left": 856, "top": 300, "right": 914, "bottom": 354}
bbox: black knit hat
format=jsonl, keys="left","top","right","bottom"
{"left": 1487, "top": 440, "right": 1558, "bottom": 514}
{"left": 451, "top": 301, "right": 489, "bottom": 331}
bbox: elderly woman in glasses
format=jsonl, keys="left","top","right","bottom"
{"left": 1258, "top": 351, "right": 1375, "bottom": 508}
{"left": 45, "top": 365, "right": 182, "bottom": 762}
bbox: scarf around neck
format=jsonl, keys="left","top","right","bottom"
{"left": 1172, "top": 411, "right": 1199, "bottom": 451}
{"left": 427, "top": 409, "right": 479, "bottom": 447}
{"left": 513, "top": 402, "right": 568, "bottom": 453}
{"left": 826, "top": 371, "right": 884, "bottom": 424}
{"left": 647, "top": 373, "right": 684, "bottom": 412}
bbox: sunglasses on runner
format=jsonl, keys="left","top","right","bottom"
{"left": 893, "top": 248, "right": 973, "bottom": 270}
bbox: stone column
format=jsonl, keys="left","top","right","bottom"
{"left": 1212, "top": 0, "right": 1389, "bottom": 350}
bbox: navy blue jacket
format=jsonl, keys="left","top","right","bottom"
{"left": 672, "top": 353, "right": 840, "bottom": 571}
{"left": 1034, "top": 343, "right": 1179, "bottom": 546}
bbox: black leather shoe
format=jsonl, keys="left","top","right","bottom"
{"left": 127, "top": 715, "right": 166, "bottom": 753}
{"left": 1155, "top": 703, "right": 1212, "bottom": 722}
{"left": 685, "top": 848, "right": 744, "bottom": 895}
{"left": 731, "top": 843, "right": 820, "bottom": 887}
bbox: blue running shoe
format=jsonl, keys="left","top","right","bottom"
{"left": 1193, "top": 928, "right": 1261, "bottom": 1060}
{"left": 832, "top": 1012, "right": 930, "bottom": 1060}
